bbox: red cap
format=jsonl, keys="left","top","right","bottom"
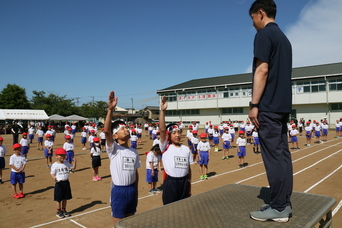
{"left": 292, "top": 125, "right": 296, "bottom": 128}
{"left": 306, "top": 122, "right": 310, "bottom": 124}
{"left": 46, "top": 134, "right": 51, "bottom": 138}
{"left": 12, "top": 143, "right": 22, "bottom": 149}
{"left": 65, "top": 135, "right": 71, "bottom": 139}
{"left": 0, "top": 137, "right": 3, "bottom": 140}
{"left": 90, "top": 130, "right": 95, "bottom": 133}
{"left": 192, "top": 130, "right": 198, "bottom": 134}
{"left": 188, "top": 125, "right": 193, "bottom": 129}
{"left": 214, "top": 126, "right": 218, "bottom": 129}
{"left": 22, "top": 132, "right": 27, "bottom": 135}
{"left": 200, "top": 133, "right": 207, "bottom": 138}
{"left": 55, "top": 148, "right": 67, "bottom": 155}
{"left": 224, "top": 127, "right": 229, "bottom": 129}
{"left": 68, "top": 128, "right": 72, "bottom": 131}
{"left": 239, "top": 130, "right": 245, "bottom": 134}
{"left": 93, "top": 137, "right": 100, "bottom": 142}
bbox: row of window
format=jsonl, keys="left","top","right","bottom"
{"left": 162, "top": 76, "right": 342, "bottom": 101}
{"left": 165, "top": 103, "right": 342, "bottom": 116}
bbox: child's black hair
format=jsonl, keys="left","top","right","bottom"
{"left": 150, "top": 144, "right": 162, "bottom": 156}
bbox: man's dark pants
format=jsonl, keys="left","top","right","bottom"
{"left": 258, "top": 111, "right": 293, "bottom": 212}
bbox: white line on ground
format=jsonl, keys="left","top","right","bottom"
{"left": 70, "top": 219, "right": 88, "bottom": 228}
{"left": 332, "top": 200, "right": 342, "bottom": 216}
{"left": 30, "top": 139, "right": 342, "bottom": 227}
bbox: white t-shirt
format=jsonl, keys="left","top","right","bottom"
{"left": 20, "top": 138, "right": 29, "bottom": 147}
{"left": 207, "top": 128, "right": 214, "bottom": 136}
{"left": 322, "top": 124, "right": 329, "bottom": 130}
{"left": 152, "top": 138, "right": 160, "bottom": 146}
{"left": 305, "top": 126, "right": 312, "bottom": 132}
{"left": 28, "top": 128, "right": 35, "bottom": 135}
{"left": 290, "top": 129, "right": 298, "bottom": 136}
{"left": 245, "top": 125, "right": 253, "bottom": 133}
{"left": 314, "top": 125, "right": 321, "bottom": 131}
{"left": 0, "top": 145, "right": 6, "bottom": 157}
{"left": 44, "top": 140, "right": 54, "bottom": 148}
{"left": 197, "top": 141, "right": 211, "bottom": 152}
{"left": 229, "top": 128, "right": 235, "bottom": 134}
{"left": 213, "top": 131, "right": 219, "bottom": 137}
{"left": 191, "top": 137, "right": 199, "bottom": 145}
{"left": 252, "top": 132, "right": 258, "bottom": 138}
{"left": 221, "top": 133, "right": 232, "bottom": 141}
{"left": 63, "top": 142, "right": 74, "bottom": 151}
{"left": 146, "top": 151, "right": 160, "bottom": 170}
{"left": 90, "top": 147, "right": 101, "bottom": 156}
{"left": 106, "top": 142, "right": 141, "bottom": 186}
{"left": 81, "top": 131, "right": 87, "bottom": 137}
{"left": 50, "top": 161, "right": 73, "bottom": 181}
{"left": 9, "top": 154, "right": 26, "bottom": 172}
{"left": 88, "top": 135, "right": 95, "bottom": 143}
{"left": 159, "top": 142, "right": 192, "bottom": 178}
{"left": 236, "top": 137, "right": 246, "bottom": 146}
{"left": 36, "top": 129, "right": 44, "bottom": 137}
{"left": 130, "top": 135, "right": 138, "bottom": 142}
{"left": 45, "top": 130, "right": 53, "bottom": 136}
{"left": 186, "top": 130, "right": 193, "bottom": 139}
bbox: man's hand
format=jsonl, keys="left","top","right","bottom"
{"left": 249, "top": 108, "right": 260, "bottom": 129}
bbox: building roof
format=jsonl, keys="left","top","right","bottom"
{"left": 157, "top": 62, "right": 342, "bottom": 93}
{"left": 145, "top": 106, "right": 159, "bottom": 111}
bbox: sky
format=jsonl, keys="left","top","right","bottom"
{"left": 1, "top": 0, "right": 342, "bottom": 110}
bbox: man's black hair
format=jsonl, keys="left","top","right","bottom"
{"left": 249, "top": 0, "right": 277, "bottom": 19}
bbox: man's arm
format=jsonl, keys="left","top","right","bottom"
{"left": 249, "top": 58, "right": 269, "bottom": 128}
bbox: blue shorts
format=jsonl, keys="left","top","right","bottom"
{"left": 38, "top": 137, "right": 43, "bottom": 143}
{"left": 131, "top": 141, "right": 137, "bottom": 149}
{"left": 10, "top": 172, "right": 25, "bottom": 184}
{"left": 137, "top": 134, "right": 141, "bottom": 138}
{"left": 322, "top": 129, "right": 328, "bottom": 135}
{"left": 89, "top": 143, "right": 94, "bottom": 148}
{"left": 246, "top": 132, "right": 252, "bottom": 137}
{"left": 205, "top": 129, "right": 208, "bottom": 133}
{"left": 208, "top": 135, "right": 213, "bottom": 140}
{"left": 29, "top": 134, "right": 34, "bottom": 140}
{"left": 44, "top": 148, "right": 53, "bottom": 157}
{"left": 237, "top": 146, "right": 246, "bottom": 157}
{"left": 223, "top": 141, "right": 230, "bottom": 149}
{"left": 72, "top": 129, "right": 76, "bottom": 134}
{"left": 111, "top": 183, "right": 137, "bottom": 219}
{"left": 152, "top": 134, "right": 157, "bottom": 140}
{"left": 66, "top": 151, "right": 74, "bottom": 162}
{"left": 146, "top": 169, "right": 159, "bottom": 183}
{"left": 149, "top": 130, "right": 152, "bottom": 135}
{"left": 219, "top": 130, "right": 223, "bottom": 135}
{"left": 230, "top": 133, "right": 235, "bottom": 141}
{"left": 21, "top": 146, "right": 29, "bottom": 154}
{"left": 306, "top": 131, "right": 312, "bottom": 138}
{"left": 254, "top": 137, "right": 260, "bottom": 145}
{"left": 315, "top": 131, "right": 321, "bottom": 137}
{"left": 291, "top": 136, "right": 298, "bottom": 142}
{"left": 187, "top": 139, "right": 192, "bottom": 147}
{"left": 213, "top": 137, "right": 219, "bottom": 145}
{"left": 191, "top": 144, "right": 198, "bottom": 154}
{"left": 81, "top": 137, "right": 86, "bottom": 144}
{"left": 0, "top": 157, "right": 5, "bottom": 169}
{"left": 198, "top": 151, "right": 209, "bottom": 165}
{"left": 336, "top": 127, "right": 341, "bottom": 132}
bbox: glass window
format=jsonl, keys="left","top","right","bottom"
{"left": 331, "top": 103, "right": 342, "bottom": 111}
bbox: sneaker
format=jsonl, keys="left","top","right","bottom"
{"left": 0, "top": 179, "right": 3, "bottom": 184}
{"left": 13, "top": 193, "right": 20, "bottom": 199}
{"left": 46, "top": 165, "right": 50, "bottom": 168}
{"left": 148, "top": 189, "right": 155, "bottom": 195}
{"left": 18, "top": 192, "right": 25, "bottom": 198}
{"left": 250, "top": 206, "right": 291, "bottom": 222}
{"left": 153, "top": 188, "right": 162, "bottom": 194}
{"left": 204, "top": 175, "right": 208, "bottom": 180}
{"left": 93, "top": 177, "right": 98, "bottom": 181}
{"left": 307, "top": 144, "right": 311, "bottom": 146}
{"left": 238, "top": 164, "right": 244, "bottom": 168}
{"left": 82, "top": 148, "right": 87, "bottom": 150}
{"left": 260, "top": 204, "right": 292, "bottom": 217}
{"left": 200, "top": 175, "right": 204, "bottom": 180}
{"left": 63, "top": 211, "right": 71, "bottom": 217}
{"left": 56, "top": 211, "right": 65, "bottom": 219}
{"left": 225, "top": 156, "right": 229, "bottom": 160}
{"left": 96, "top": 176, "right": 102, "bottom": 181}
{"left": 296, "top": 147, "right": 300, "bottom": 149}
{"left": 222, "top": 156, "right": 226, "bottom": 160}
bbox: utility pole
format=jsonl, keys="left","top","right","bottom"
{"left": 76, "top": 97, "right": 80, "bottom": 107}
{"left": 131, "top": 98, "right": 133, "bottom": 114}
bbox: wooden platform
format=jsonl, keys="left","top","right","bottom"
{"left": 116, "top": 184, "right": 336, "bottom": 228}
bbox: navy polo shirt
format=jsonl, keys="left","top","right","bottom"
{"left": 252, "top": 22, "right": 292, "bottom": 113}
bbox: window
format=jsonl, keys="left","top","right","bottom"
{"left": 296, "top": 79, "right": 326, "bottom": 93}
{"left": 331, "top": 103, "right": 342, "bottom": 111}
{"left": 228, "top": 86, "right": 240, "bottom": 97}
{"left": 241, "top": 86, "right": 252, "bottom": 97}
{"left": 166, "top": 110, "right": 180, "bottom": 116}
{"left": 329, "top": 76, "right": 342, "bottom": 91}
{"left": 163, "top": 93, "right": 177, "bottom": 102}
{"left": 180, "top": 109, "right": 200, "bottom": 115}
{"left": 222, "top": 107, "right": 243, "bottom": 114}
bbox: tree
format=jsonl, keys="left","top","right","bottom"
{"left": 77, "top": 101, "right": 107, "bottom": 119}
{"left": 0, "top": 84, "right": 31, "bottom": 109}
{"left": 30, "top": 90, "right": 77, "bottom": 116}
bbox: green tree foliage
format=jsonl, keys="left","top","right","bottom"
{"left": 30, "top": 90, "right": 77, "bottom": 116}
{"left": 0, "top": 84, "right": 31, "bottom": 109}
{"left": 77, "top": 101, "right": 107, "bottom": 119}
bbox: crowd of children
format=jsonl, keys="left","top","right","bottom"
{"left": 1, "top": 95, "right": 341, "bottom": 225}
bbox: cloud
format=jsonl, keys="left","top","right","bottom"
{"left": 287, "top": 0, "right": 342, "bottom": 67}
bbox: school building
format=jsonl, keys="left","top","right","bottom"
{"left": 156, "top": 62, "right": 342, "bottom": 127}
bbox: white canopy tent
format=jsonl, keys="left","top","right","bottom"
{"left": 64, "top": 114, "right": 88, "bottom": 121}
{"left": 48, "top": 114, "right": 67, "bottom": 121}
{"left": 0, "top": 109, "right": 49, "bottom": 120}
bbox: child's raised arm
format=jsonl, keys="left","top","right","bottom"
{"left": 159, "top": 96, "right": 168, "bottom": 145}
{"left": 104, "top": 91, "right": 118, "bottom": 147}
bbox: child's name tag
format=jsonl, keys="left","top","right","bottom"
{"left": 174, "top": 156, "right": 188, "bottom": 169}
{"left": 123, "top": 157, "right": 135, "bottom": 170}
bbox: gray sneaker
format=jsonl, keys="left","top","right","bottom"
{"left": 250, "top": 205, "right": 291, "bottom": 222}
{"left": 260, "top": 204, "right": 292, "bottom": 216}
{"left": 56, "top": 211, "right": 65, "bottom": 219}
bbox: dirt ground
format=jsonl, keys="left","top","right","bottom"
{"left": 0, "top": 129, "right": 341, "bottom": 228}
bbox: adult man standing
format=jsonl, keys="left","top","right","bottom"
{"left": 11, "top": 121, "right": 21, "bottom": 145}
{"left": 248, "top": 0, "right": 293, "bottom": 223}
